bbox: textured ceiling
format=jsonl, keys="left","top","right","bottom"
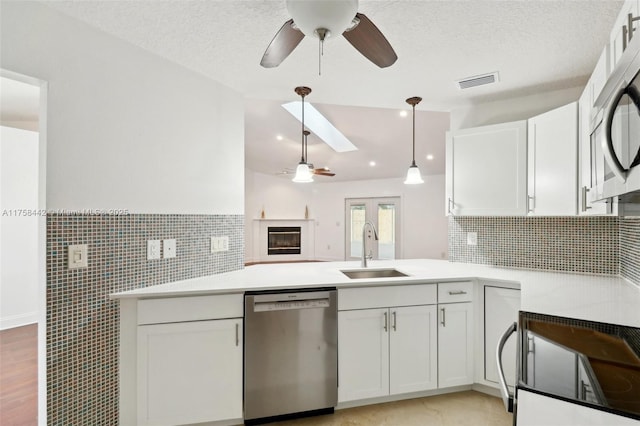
{"left": 41, "top": 0, "right": 623, "bottom": 180}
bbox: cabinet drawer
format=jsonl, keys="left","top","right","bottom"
{"left": 438, "top": 282, "right": 473, "bottom": 303}
{"left": 339, "top": 285, "right": 437, "bottom": 310}
{"left": 138, "top": 293, "right": 243, "bottom": 325}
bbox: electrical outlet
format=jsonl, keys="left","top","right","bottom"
{"left": 211, "top": 236, "right": 229, "bottom": 253}
{"left": 163, "top": 239, "right": 176, "bottom": 258}
{"left": 68, "top": 244, "right": 88, "bottom": 269}
{"left": 467, "top": 232, "right": 478, "bottom": 246}
{"left": 147, "top": 240, "right": 161, "bottom": 260}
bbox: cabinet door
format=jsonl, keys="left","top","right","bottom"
{"left": 389, "top": 305, "right": 438, "bottom": 394}
{"left": 438, "top": 302, "right": 473, "bottom": 388}
{"left": 485, "top": 287, "right": 520, "bottom": 386}
{"left": 609, "top": 0, "right": 640, "bottom": 72}
{"left": 137, "top": 319, "right": 243, "bottom": 425}
{"left": 446, "top": 120, "right": 528, "bottom": 216}
{"left": 527, "top": 102, "right": 578, "bottom": 216}
{"left": 578, "top": 88, "right": 611, "bottom": 215}
{"left": 338, "top": 308, "right": 389, "bottom": 402}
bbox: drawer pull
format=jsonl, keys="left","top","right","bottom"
{"left": 448, "top": 290, "right": 467, "bottom": 295}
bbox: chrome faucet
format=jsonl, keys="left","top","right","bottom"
{"left": 361, "top": 221, "right": 379, "bottom": 268}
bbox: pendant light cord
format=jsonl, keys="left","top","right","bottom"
{"left": 411, "top": 103, "right": 416, "bottom": 167}
{"left": 301, "top": 94, "right": 305, "bottom": 162}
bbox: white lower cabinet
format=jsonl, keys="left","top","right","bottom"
{"left": 484, "top": 286, "right": 521, "bottom": 387}
{"left": 437, "top": 302, "right": 473, "bottom": 387}
{"left": 338, "top": 305, "right": 438, "bottom": 402}
{"left": 137, "top": 318, "right": 243, "bottom": 426}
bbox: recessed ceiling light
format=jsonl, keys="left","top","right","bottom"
{"left": 276, "top": 135, "right": 283, "bottom": 141}
{"left": 399, "top": 110, "right": 408, "bottom": 118}
{"left": 426, "top": 154, "right": 434, "bottom": 160}
{"left": 369, "top": 161, "right": 376, "bottom": 167}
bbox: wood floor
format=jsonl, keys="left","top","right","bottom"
{"left": 0, "top": 324, "right": 38, "bottom": 426}
{"left": 266, "top": 391, "right": 513, "bottom": 426}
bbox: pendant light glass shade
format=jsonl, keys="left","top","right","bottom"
{"left": 404, "top": 164, "right": 424, "bottom": 184}
{"left": 404, "top": 96, "right": 424, "bottom": 185}
{"left": 293, "top": 162, "right": 314, "bottom": 182}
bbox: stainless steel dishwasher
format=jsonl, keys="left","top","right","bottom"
{"left": 244, "top": 288, "right": 338, "bottom": 424}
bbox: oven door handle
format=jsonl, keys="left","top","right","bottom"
{"left": 496, "top": 321, "right": 517, "bottom": 413}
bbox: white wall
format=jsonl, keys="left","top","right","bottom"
{"left": 450, "top": 86, "right": 584, "bottom": 130}
{"left": 245, "top": 171, "right": 448, "bottom": 262}
{"left": 1, "top": 2, "right": 244, "bottom": 214}
{"left": 0, "top": 126, "right": 39, "bottom": 329}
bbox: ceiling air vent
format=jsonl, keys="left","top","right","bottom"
{"left": 457, "top": 72, "right": 499, "bottom": 90}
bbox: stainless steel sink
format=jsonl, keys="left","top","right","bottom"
{"left": 340, "top": 268, "right": 408, "bottom": 279}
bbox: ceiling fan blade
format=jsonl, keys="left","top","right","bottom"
{"left": 312, "top": 168, "right": 336, "bottom": 176}
{"left": 343, "top": 13, "right": 397, "bottom": 68}
{"left": 260, "top": 19, "right": 305, "bottom": 68}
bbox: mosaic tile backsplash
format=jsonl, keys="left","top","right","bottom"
{"left": 46, "top": 213, "right": 243, "bottom": 425}
{"left": 620, "top": 217, "right": 640, "bottom": 285}
{"left": 448, "top": 216, "right": 620, "bottom": 275}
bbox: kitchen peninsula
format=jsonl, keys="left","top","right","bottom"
{"left": 112, "top": 259, "right": 640, "bottom": 426}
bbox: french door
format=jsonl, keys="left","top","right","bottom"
{"left": 345, "top": 197, "right": 401, "bottom": 261}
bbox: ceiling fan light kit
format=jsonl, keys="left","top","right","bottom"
{"left": 260, "top": 0, "right": 397, "bottom": 69}
{"left": 404, "top": 96, "right": 424, "bottom": 185}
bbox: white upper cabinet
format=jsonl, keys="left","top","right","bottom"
{"left": 527, "top": 102, "right": 578, "bottom": 216}
{"left": 446, "top": 121, "right": 528, "bottom": 216}
{"left": 609, "top": 0, "right": 640, "bottom": 73}
{"left": 578, "top": 87, "right": 612, "bottom": 215}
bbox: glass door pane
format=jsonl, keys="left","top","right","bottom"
{"left": 377, "top": 203, "right": 396, "bottom": 260}
{"left": 349, "top": 204, "right": 366, "bottom": 258}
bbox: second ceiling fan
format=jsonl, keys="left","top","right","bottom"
{"left": 261, "top": 0, "right": 397, "bottom": 69}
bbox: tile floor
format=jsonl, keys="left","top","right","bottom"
{"left": 265, "top": 391, "right": 512, "bottom": 426}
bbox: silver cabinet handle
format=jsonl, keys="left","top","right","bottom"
{"left": 624, "top": 24, "right": 629, "bottom": 51}
{"left": 628, "top": 13, "right": 640, "bottom": 43}
{"left": 392, "top": 311, "right": 397, "bottom": 331}
{"left": 235, "top": 323, "right": 239, "bottom": 347}
{"left": 447, "top": 198, "right": 454, "bottom": 215}
{"left": 497, "top": 322, "right": 517, "bottom": 413}
{"left": 581, "top": 186, "right": 592, "bottom": 212}
{"left": 383, "top": 311, "right": 388, "bottom": 332}
{"left": 440, "top": 307, "right": 446, "bottom": 327}
{"left": 448, "top": 290, "right": 467, "bottom": 295}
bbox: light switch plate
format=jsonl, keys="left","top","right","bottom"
{"left": 147, "top": 240, "right": 161, "bottom": 260}
{"left": 163, "top": 239, "right": 176, "bottom": 258}
{"left": 467, "top": 232, "right": 478, "bottom": 246}
{"left": 68, "top": 244, "right": 88, "bottom": 269}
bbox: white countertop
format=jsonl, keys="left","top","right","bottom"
{"left": 111, "top": 259, "right": 640, "bottom": 328}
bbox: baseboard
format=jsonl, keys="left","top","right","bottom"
{"left": 336, "top": 385, "right": 473, "bottom": 410}
{"left": 0, "top": 311, "right": 38, "bottom": 330}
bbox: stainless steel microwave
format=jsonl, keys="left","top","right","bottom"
{"left": 590, "top": 35, "right": 640, "bottom": 203}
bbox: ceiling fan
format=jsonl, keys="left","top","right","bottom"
{"left": 261, "top": 0, "right": 397, "bottom": 69}
{"left": 304, "top": 130, "right": 336, "bottom": 177}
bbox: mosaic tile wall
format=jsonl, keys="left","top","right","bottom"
{"left": 448, "top": 216, "right": 620, "bottom": 275}
{"left": 46, "top": 213, "right": 244, "bottom": 425}
{"left": 620, "top": 217, "right": 640, "bottom": 285}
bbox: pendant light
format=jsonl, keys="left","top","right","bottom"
{"left": 292, "top": 86, "right": 314, "bottom": 183}
{"left": 404, "top": 96, "right": 424, "bottom": 184}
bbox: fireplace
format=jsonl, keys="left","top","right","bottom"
{"left": 267, "top": 226, "right": 301, "bottom": 255}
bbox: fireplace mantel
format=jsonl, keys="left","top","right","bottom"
{"left": 252, "top": 219, "right": 315, "bottom": 263}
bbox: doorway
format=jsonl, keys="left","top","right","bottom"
{"left": 0, "top": 70, "right": 47, "bottom": 426}
{"left": 345, "top": 197, "right": 401, "bottom": 261}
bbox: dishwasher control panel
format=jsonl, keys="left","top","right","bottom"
{"left": 254, "top": 299, "right": 330, "bottom": 312}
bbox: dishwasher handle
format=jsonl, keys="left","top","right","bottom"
{"left": 497, "top": 322, "right": 517, "bottom": 413}
{"left": 249, "top": 290, "right": 336, "bottom": 312}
